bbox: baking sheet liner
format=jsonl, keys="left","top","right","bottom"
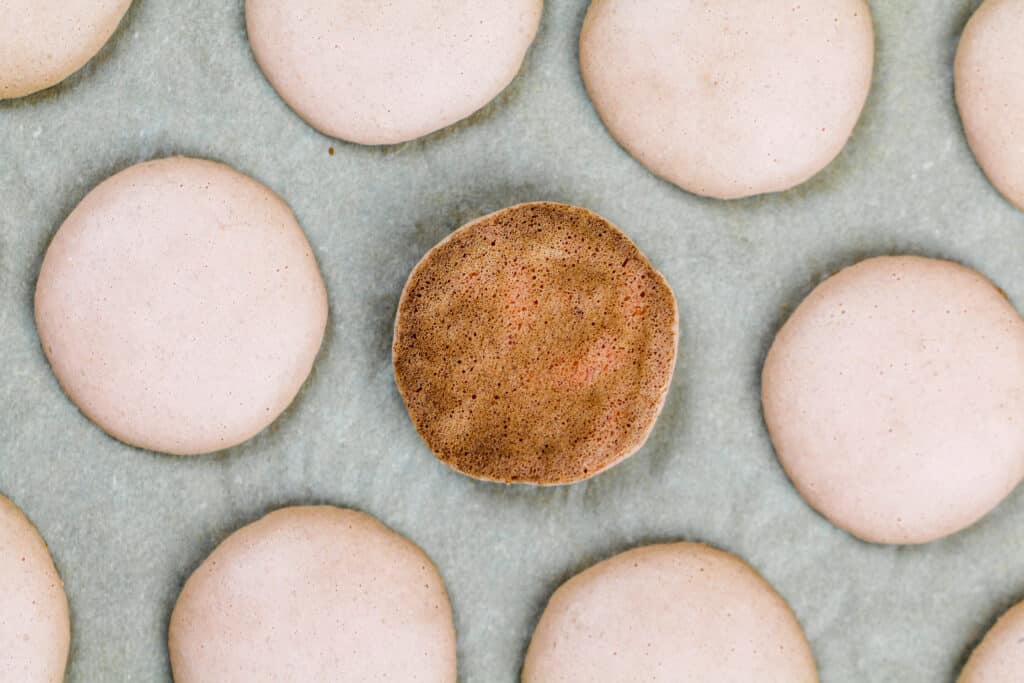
{"left": 1, "top": 1, "right": 1023, "bottom": 680}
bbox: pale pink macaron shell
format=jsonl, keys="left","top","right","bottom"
{"left": 169, "top": 506, "right": 457, "bottom": 682}
{"left": 0, "top": 496, "right": 70, "bottom": 683}
{"left": 960, "top": 600, "right": 1024, "bottom": 682}
{"left": 580, "top": 0, "right": 874, "bottom": 199}
{"left": 35, "top": 157, "right": 328, "bottom": 456}
{"left": 0, "top": 0, "right": 132, "bottom": 99}
{"left": 955, "top": 0, "right": 1024, "bottom": 212}
{"left": 523, "top": 543, "right": 817, "bottom": 682}
{"left": 245, "top": 0, "right": 543, "bottom": 145}
{"left": 763, "top": 256, "right": 1024, "bottom": 544}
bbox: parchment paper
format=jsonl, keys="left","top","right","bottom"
{"left": 2, "top": 1, "right": 1023, "bottom": 680}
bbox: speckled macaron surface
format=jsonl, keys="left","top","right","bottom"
{"left": 245, "top": 0, "right": 543, "bottom": 145}
{"left": 0, "top": 0, "right": 132, "bottom": 99}
{"left": 393, "top": 202, "right": 678, "bottom": 485}
{"left": 169, "top": 506, "right": 456, "bottom": 682}
{"left": 763, "top": 256, "right": 1024, "bottom": 545}
{"left": 960, "top": 600, "right": 1024, "bottom": 682}
{"left": 523, "top": 543, "right": 817, "bottom": 682}
{"left": 0, "top": 496, "right": 70, "bottom": 683}
{"left": 35, "top": 156, "right": 328, "bottom": 456}
{"left": 579, "top": 0, "right": 874, "bottom": 199}
{"left": 955, "top": 0, "right": 1024, "bottom": 212}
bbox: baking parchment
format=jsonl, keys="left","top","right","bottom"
{"left": 2, "top": 1, "right": 1024, "bottom": 681}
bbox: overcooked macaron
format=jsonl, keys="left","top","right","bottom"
{"left": 169, "top": 506, "right": 456, "bottom": 682}
{"left": 955, "top": 0, "right": 1024, "bottom": 212}
{"left": 523, "top": 543, "right": 817, "bottom": 682}
{"left": 35, "top": 157, "right": 328, "bottom": 456}
{"left": 245, "top": 0, "right": 543, "bottom": 145}
{"left": 762, "top": 255, "right": 1024, "bottom": 544}
{"left": 393, "top": 202, "right": 678, "bottom": 485}
{"left": 0, "top": 0, "right": 133, "bottom": 99}
{"left": 0, "top": 495, "right": 70, "bottom": 683}
{"left": 579, "top": 0, "right": 874, "bottom": 199}
{"left": 960, "top": 599, "right": 1024, "bottom": 682}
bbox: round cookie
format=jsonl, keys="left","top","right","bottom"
{"left": 0, "top": 0, "right": 132, "bottom": 99}
{"left": 762, "top": 256, "right": 1024, "bottom": 545}
{"left": 579, "top": 0, "right": 874, "bottom": 199}
{"left": 393, "top": 202, "right": 678, "bottom": 485}
{"left": 960, "top": 600, "right": 1024, "bottom": 682}
{"left": 246, "top": 0, "right": 543, "bottom": 145}
{"left": 169, "top": 506, "right": 456, "bottom": 682}
{"left": 0, "top": 496, "right": 70, "bottom": 683}
{"left": 523, "top": 543, "right": 817, "bottom": 682}
{"left": 35, "top": 157, "right": 327, "bottom": 456}
{"left": 955, "top": 0, "right": 1024, "bottom": 212}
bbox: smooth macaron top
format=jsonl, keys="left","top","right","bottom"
{"left": 523, "top": 543, "right": 818, "bottom": 682}
{"left": 35, "top": 157, "right": 328, "bottom": 455}
{"left": 169, "top": 506, "right": 456, "bottom": 682}
{"left": 955, "top": 0, "right": 1024, "bottom": 212}
{"left": 763, "top": 256, "right": 1024, "bottom": 544}
{"left": 960, "top": 600, "right": 1024, "bottom": 682}
{"left": 0, "top": 0, "right": 133, "bottom": 99}
{"left": 0, "top": 495, "right": 70, "bottom": 683}
{"left": 580, "top": 0, "right": 874, "bottom": 199}
{"left": 246, "top": 0, "right": 543, "bottom": 144}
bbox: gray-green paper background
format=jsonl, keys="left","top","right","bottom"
{"left": 1, "top": 1, "right": 1022, "bottom": 680}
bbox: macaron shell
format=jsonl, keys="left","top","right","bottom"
{"left": 0, "top": 496, "right": 70, "bottom": 683}
{"left": 169, "top": 506, "right": 456, "bottom": 682}
{"left": 523, "top": 543, "right": 817, "bottom": 682}
{"left": 960, "top": 600, "right": 1024, "bottom": 682}
{"left": 245, "top": 0, "right": 543, "bottom": 145}
{"left": 580, "top": 0, "right": 874, "bottom": 199}
{"left": 762, "top": 256, "right": 1024, "bottom": 544}
{"left": 955, "top": 0, "right": 1024, "bottom": 212}
{"left": 35, "top": 157, "right": 328, "bottom": 455}
{"left": 0, "top": 0, "right": 132, "bottom": 99}
{"left": 393, "top": 202, "right": 678, "bottom": 485}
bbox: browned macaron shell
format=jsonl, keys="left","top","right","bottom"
{"left": 393, "top": 202, "right": 678, "bottom": 485}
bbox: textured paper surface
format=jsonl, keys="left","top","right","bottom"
{"left": 1, "top": 1, "right": 1023, "bottom": 681}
